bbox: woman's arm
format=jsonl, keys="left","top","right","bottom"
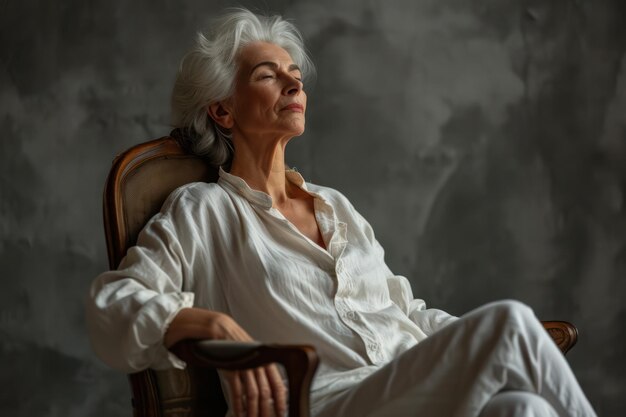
{"left": 88, "top": 184, "right": 286, "bottom": 416}
{"left": 87, "top": 187, "right": 216, "bottom": 371}
{"left": 86, "top": 214, "right": 195, "bottom": 372}
{"left": 386, "top": 274, "right": 458, "bottom": 336}
{"left": 164, "top": 307, "right": 253, "bottom": 347}
{"left": 338, "top": 191, "right": 458, "bottom": 336}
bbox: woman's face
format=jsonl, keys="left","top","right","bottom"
{"left": 227, "top": 42, "right": 306, "bottom": 140}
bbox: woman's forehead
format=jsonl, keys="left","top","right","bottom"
{"left": 238, "top": 42, "right": 295, "bottom": 69}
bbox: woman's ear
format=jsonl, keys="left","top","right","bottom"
{"left": 207, "top": 101, "right": 234, "bottom": 129}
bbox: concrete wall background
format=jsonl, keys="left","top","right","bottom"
{"left": 1, "top": 0, "right": 624, "bottom": 415}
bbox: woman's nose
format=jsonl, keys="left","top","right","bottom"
{"left": 282, "top": 75, "right": 303, "bottom": 95}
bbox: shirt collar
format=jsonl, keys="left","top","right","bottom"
{"left": 218, "top": 167, "right": 310, "bottom": 209}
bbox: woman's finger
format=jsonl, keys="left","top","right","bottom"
{"left": 265, "top": 364, "right": 287, "bottom": 417}
{"left": 254, "top": 367, "right": 274, "bottom": 417}
{"left": 243, "top": 369, "right": 259, "bottom": 417}
{"left": 224, "top": 370, "right": 245, "bottom": 417}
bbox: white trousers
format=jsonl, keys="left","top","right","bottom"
{"left": 315, "top": 300, "right": 596, "bottom": 417}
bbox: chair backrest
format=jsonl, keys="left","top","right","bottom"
{"left": 103, "top": 134, "right": 227, "bottom": 417}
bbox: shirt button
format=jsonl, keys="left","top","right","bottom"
{"left": 368, "top": 342, "right": 379, "bottom": 352}
{"left": 345, "top": 311, "right": 356, "bottom": 320}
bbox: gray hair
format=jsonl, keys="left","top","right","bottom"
{"left": 171, "top": 8, "right": 315, "bottom": 166}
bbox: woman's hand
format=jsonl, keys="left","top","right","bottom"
{"left": 220, "top": 365, "right": 287, "bottom": 417}
{"left": 164, "top": 308, "right": 287, "bottom": 417}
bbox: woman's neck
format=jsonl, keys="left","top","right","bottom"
{"left": 228, "top": 136, "right": 294, "bottom": 207}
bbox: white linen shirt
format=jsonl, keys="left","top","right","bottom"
{"left": 86, "top": 168, "right": 456, "bottom": 404}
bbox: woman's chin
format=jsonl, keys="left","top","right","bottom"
{"left": 280, "top": 122, "right": 306, "bottom": 138}
{"left": 291, "top": 126, "right": 306, "bottom": 137}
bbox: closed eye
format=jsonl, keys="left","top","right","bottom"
{"left": 260, "top": 73, "right": 275, "bottom": 79}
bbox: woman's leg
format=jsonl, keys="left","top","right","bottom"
{"left": 479, "top": 391, "right": 559, "bottom": 417}
{"left": 314, "top": 300, "right": 596, "bottom": 417}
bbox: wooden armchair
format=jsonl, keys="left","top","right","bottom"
{"left": 102, "top": 132, "right": 578, "bottom": 417}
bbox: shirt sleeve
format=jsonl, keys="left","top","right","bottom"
{"left": 85, "top": 189, "right": 199, "bottom": 373}
{"left": 386, "top": 274, "right": 458, "bottom": 336}
{"left": 339, "top": 191, "right": 458, "bottom": 336}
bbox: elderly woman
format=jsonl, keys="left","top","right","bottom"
{"left": 87, "top": 8, "right": 596, "bottom": 417}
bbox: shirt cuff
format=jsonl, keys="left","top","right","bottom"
{"left": 136, "top": 291, "right": 195, "bottom": 370}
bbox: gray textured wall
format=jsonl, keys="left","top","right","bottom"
{"left": 1, "top": 0, "right": 624, "bottom": 415}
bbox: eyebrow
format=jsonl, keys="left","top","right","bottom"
{"left": 249, "top": 61, "right": 301, "bottom": 75}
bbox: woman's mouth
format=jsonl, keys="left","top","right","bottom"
{"left": 281, "top": 103, "right": 304, "bottom": 112}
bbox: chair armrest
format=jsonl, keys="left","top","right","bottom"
{"left": 172, "top": 340, "right": 319, "bottom": 417}
{"left": 541, "top": 321, "right": 578, "bottom": 355}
